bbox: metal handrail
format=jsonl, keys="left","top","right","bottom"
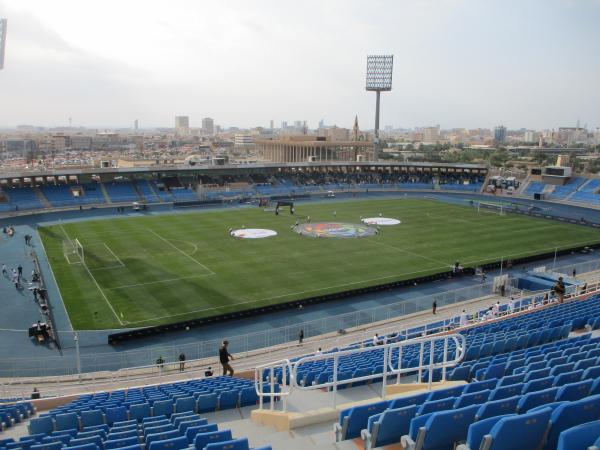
{"left": 254, "top": 358, "right": 293, "bottom": 412}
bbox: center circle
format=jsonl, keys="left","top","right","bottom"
{"left": 231, "top": 228, "right": 277, "bottom": 239}
{"left": 295, "top": 222, "right": 377, "bottom": 238}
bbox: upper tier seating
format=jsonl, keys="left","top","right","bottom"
{"left": 0, "top": 188, "right": 43, "bottom": 211}
{"left": 570, "top": 179, "right": 600, "bottom": 206}
{"left": 104, "top": 183, "right": 140, "bottom": 203}
{"left": 134, "top": 181, "right": 160, "bottom": 203}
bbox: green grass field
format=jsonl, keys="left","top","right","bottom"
{"left": 38, "top": 198, "right": 600, "bottom": 330}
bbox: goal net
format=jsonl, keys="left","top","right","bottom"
{"left": 63, "top": 238, "right": 84, "bottom": 264}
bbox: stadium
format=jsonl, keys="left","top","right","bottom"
{"left": 2, "top": 160, "right": 600, "bottom": 450}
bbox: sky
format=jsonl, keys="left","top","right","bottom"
{"left": 0, "top": 0, "right": 599, "bottom": 130}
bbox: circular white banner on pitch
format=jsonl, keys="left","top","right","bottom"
{"left": 231, "top": 228, "right": 278, "bottom": 239}
{"left": 361, "top": 217, "right": 401, "bottom": 226}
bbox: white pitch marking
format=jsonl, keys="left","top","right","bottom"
{"left": 107, "top": 274, "right": 212, "bottom": 290}
{"left": 58, "top": 224, "right": 124, "bottom": 325}
{"left": 146, "top": 228, "right": 215, "bottom": 275}
{"left": 103, "top": 243, "right": 125, "bottom": 267}
{"left": 365, "top": 238, "right": 452, "bottom": 268}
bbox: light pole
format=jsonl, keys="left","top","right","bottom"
{"left": 74, "top": 332, "right": 81, "bottom": 381}
{"left": 366, "top": 55, "right": 394, "bottom": 161}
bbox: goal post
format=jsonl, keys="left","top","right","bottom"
{"left": 74, "top": 238, "right": 84, "bottom": 264}
{"left": 63, "top": 237, "right": 84, "bottom": 264}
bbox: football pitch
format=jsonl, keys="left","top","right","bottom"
{"left": 38, "top": 198, "right": 600, "bottom": 330}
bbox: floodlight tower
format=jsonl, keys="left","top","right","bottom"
{"left": 365, "top": 55, "right": 393, "bottom": 160}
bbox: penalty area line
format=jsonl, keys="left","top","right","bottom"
{"left": 57, "top": 224, "right": 125, "bottom": 325}
{"left": 106, "top": 274, "right": 212, "bottom": 290}
{"left": 146, "top": 228, "right": 215, "bottom": 275}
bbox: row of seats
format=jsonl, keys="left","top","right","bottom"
{"left": 0, "top": 403, "right": 36, "bottom": 431}
{"left": 3, "top": 411, "right": 271, "bottom": 450}
{"left": 337, "top": 333, "right": 600, "bottom": 448}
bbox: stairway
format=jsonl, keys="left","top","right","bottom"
{"left": 33, "top": 187, "right": 51, "bottom": 208}
{"left": 132, "top": 181, "right": 145, "bottom": 201}
{"left": 99, "top": 182, "right": 112, "bottom": 204}
{"left": 565, "top": 178, "right": 593, "bottom": 201}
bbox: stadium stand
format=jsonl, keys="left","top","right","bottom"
{"left": 133, "top": 180, "right": 160, "bottom": 203}
{"left": 0, "top": 187, "right": 43, "bottom": 211}
{"left": 325, "top": 293, "right": 600, "bottom": 449}
{"left": 570, "top": 178, "right": 600, "bottom": 206}
{"left": 103, "top": 182, "right": 140, "bottom": 203}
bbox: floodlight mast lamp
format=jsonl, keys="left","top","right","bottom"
{"left": 366, "top": 55, "right": 393, "bottom": 161}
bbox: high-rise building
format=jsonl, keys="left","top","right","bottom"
{"left": 234, "top": 134, "right": 253, "bottom": 146}
{"left": 524, "top": 130, "right": 538, "bottom": 143}
{"left": 269, "top": 120, "right": 274, "bottom": 131}
{"left": 0, "top": 19, "right": 7, "bottom": 70}
{"left": 423, "top": 126, "right": 440, "bottom": 142}
{"left": 202, "top": 117, "right": 214, "bottom": 136}
{"left": 175, "top": 116, "right": 190, "bottom": 137}
{"left": 134, "top": 119, "right": 138, "bottom": 131}
{"left": 494, "top": 125, "right": 507, "bottom": 144}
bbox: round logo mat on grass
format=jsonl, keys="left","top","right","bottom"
{"left": 295, "top": 222, "right": 377, "bottom": 238}
{"left": 361, "top": 217, "right": 401, "bottom": 226}
{"left": 231, "top": 228, "right": 277, "bottom": 239}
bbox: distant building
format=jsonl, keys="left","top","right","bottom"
{"left": 524, "top": 130, "right": 538, "bottom": 143}
{"left": 4, "top": 138, "right": 36, "bottom": 155}
{"left": 494, "top": 125, "right": 507, "bottom": 144}
{"left": 256, "top": 135, "right": 373, "bottom": 163}
{"left": 202, "top": 117, "right": 214, "bottom": 136}
{"left": 0, "top": 19, "right": 6, "bottom": 70}
{"left": 234, "top": 134, "right": 253, "bottom": 146}
{"left": 175, "top": 116, "right": 190, "bottom": 137}
{"left": 134, "top": 119, "right": 139, "bottom": 130}
{"left": 423, "top": 126, "right": 440, "bottom": 142}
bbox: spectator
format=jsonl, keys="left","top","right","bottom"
{"left": 219, "top": 340, "right": 234, "bottom": 376}
{"left": 156, "top": 356, "right": 164, "bottom": 370}
{"left": 178, "top": 352, "right": 186, "bottom": 372}
{"left": 432, "top": 300, "right": 437, "bottom": 315}
{"left": 298, "top": 329, "right": 304, "bottom": 345}
{"left": 204, "top": 367, "right": 214, "bottom": 377}
{"left": 508, "top": 297, "right": 515, "bottom": 314}
{"left": 553, "top": 277, "right": 566, "bottom": 303}
{"left": 459, "top": 310, "right": 468, "bottom": 327}
{"left": 31, "top": 388, "right": 40, "bottom": 399}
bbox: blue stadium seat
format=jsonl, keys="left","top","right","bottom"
{"left": 178, "top": 418, "right": 207, "bottom": 434}
{"left": 67, "top": 436, "right": 102, "bottom": 450}
{"left": 80, "top": 411, "right": 104, "bottom": 429}
{"left": 459, "top": 407, "right": 552, "bottom": 450}
{"left": 196, "top": 394, "right": 218, "bottom": 413}
{"left": 56, "top": 413, "right": 79, "bottom": 432}
{"left": 104, "top": 436, "right": 140, "bottom": 450}
{"left": 204, "top": 438, "right": 249, "bottom": 450}
{"left": 362, "top": 405, "right": 417, "bottom": 449}
{"left": 553, "top": 369, "right": 583, "bottom": 387}
{"left": 218, "top": 391, "right": 239, "bottom": 410}
{"left": 193, "top": 430, "right": 233, "bottom": 450}
{"left": 517, "top": 387, "right": 558, "bottom": 413}
{"left": 63, "top": 444, "right": 99, "bottom": 450}
{"left": 417, "top": 398, "right": 455, "bottom": 416}
{"left": 105, "top": 407, "right": 128, "bottom": 426}
{"left": 145, "top": 431, "right": 179, "bottom": 449}
{"left": 30, "top": 416, "right": 55, "bottom": 435}
{"left": 401, "top": 404, "right": 478, "bottom": 450}
{"left": 186, "top": 423, "right": 218, "bottom": 444}
{"left": 128, "top": 404, "right": 151, "bottom": 422}
{"left": 152, "top": 400, "right": 174, "bottom": 418}
{"left": 522, "top": 376, "right": 554, "bottom": 394}
{"left": 488, "top": 383, "right": 523, "bottom": 401}
{"left": 543, "top": 394, "right": 600, "bottom": 450}
{"left": 475, "top": 396, "right": 519, "bottom": 421}
{"left": 336, "top": 401, "right": 388, "bottom": 441}
{"left": 41, "top": 435, "right": 71, "bottom": 446}
{"left": 147, "top": 436, "right": 188, "bottom": 450}
{"left": 555, "top": 379, "right": 593, "bottom": 402}
{"left": 462, "top": 378, "right": 497, "bottom": 394}
{"left": 557, "top": 420, "right": 600, "bottom": 450}
{"left": 427, "top": 385, "right": 465, "bottom": 401}
{"left": 107, "top": 445, "right": 141, "bottom": 450}
{"left": 144, "top": 424, "right": 174, "bottom": 437}
{"left": 30, "top": 442, "right": 63, "bottom": 450}
{"left": 238, "top": 388, "right": 258, "bottom": 407}
{"left": 106, "top": 430, "right": 138, "bottom": 441}
{"left": 174, "top": 397, "right": 195, "bottom": 414}
{"left": 388, "top": 392, "right": 429, "bottom": 409}
{"left": 453, "top": 390, "right": 490, "bottom": 408}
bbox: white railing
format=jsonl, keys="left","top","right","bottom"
{"left": 255, "top": 333, "right": 466, "bottom": 411}
{"left": 254, "top": 359, "right": 292, "bottom": 412}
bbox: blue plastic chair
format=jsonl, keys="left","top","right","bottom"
{"left": 475, "top": 396, "right": 519, "bottom": 421}
{"left": 336, "top": 401, "right": 388, "bottom": 440}
{"left": 204, "top": 438, "right": 249, "bottom": 450}
{"left": 362, "top": 405, "right": 417, "bottom": 449}
{"left": 174, "top": 397, "right": 195, "bottom": 414}
{"left": 128, "top": 403, "right": 151, "bottom": 422}
{"left": 543, "top": 395, "right": 600, "bottom": 450}
{"left": 147, "top": 436, "right": 188, "bottom": 450}
{"left": 556, "top": 420, "right": 600, "bottom": 450}
{"left": 55, "top": 413, "right": 79, "bottom": 432}
{"left": 186, "top": 423, "right": 218, "bottom": 444}
{"left": 104, "top": 436, "right": 140, "bottom": 450}
{"left": 80, "top": 410, "right": 104, "bottom": 429}
{"left": 152, "top": 400, "right": 174, "bottom": 418}
{"left": 477, "top": 407, "right": 552, "bottom": 450}
{"left": 193, "top": 430, "right": 233, "bottom": 450}
{"left": 554, "top": 379, "right": 593, "bottom": 402}
{"left": 30, "top": 416, "right": 55, "bottom": 435}
{"left": 517, "top": 387, "right": 558, "bottom": 413}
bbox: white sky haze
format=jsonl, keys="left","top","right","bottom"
{"left": 0, "top": 0, "right": 599, "bottom": 130}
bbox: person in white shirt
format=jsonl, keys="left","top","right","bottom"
{"left": 508, "top": 298, "right": 515, "bottom": 314}
{"left": 373, "top": 334, "right": 380, "bottom": 346}
{"left": 459, "top": 310, "right": 469, "bottom": 327}
{"left": 315, "top": 348, "right": 322, "bottom": 355}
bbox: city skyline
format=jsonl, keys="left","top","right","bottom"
{"left": 0, "top": 0, "right": 599, "bottom": 130}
